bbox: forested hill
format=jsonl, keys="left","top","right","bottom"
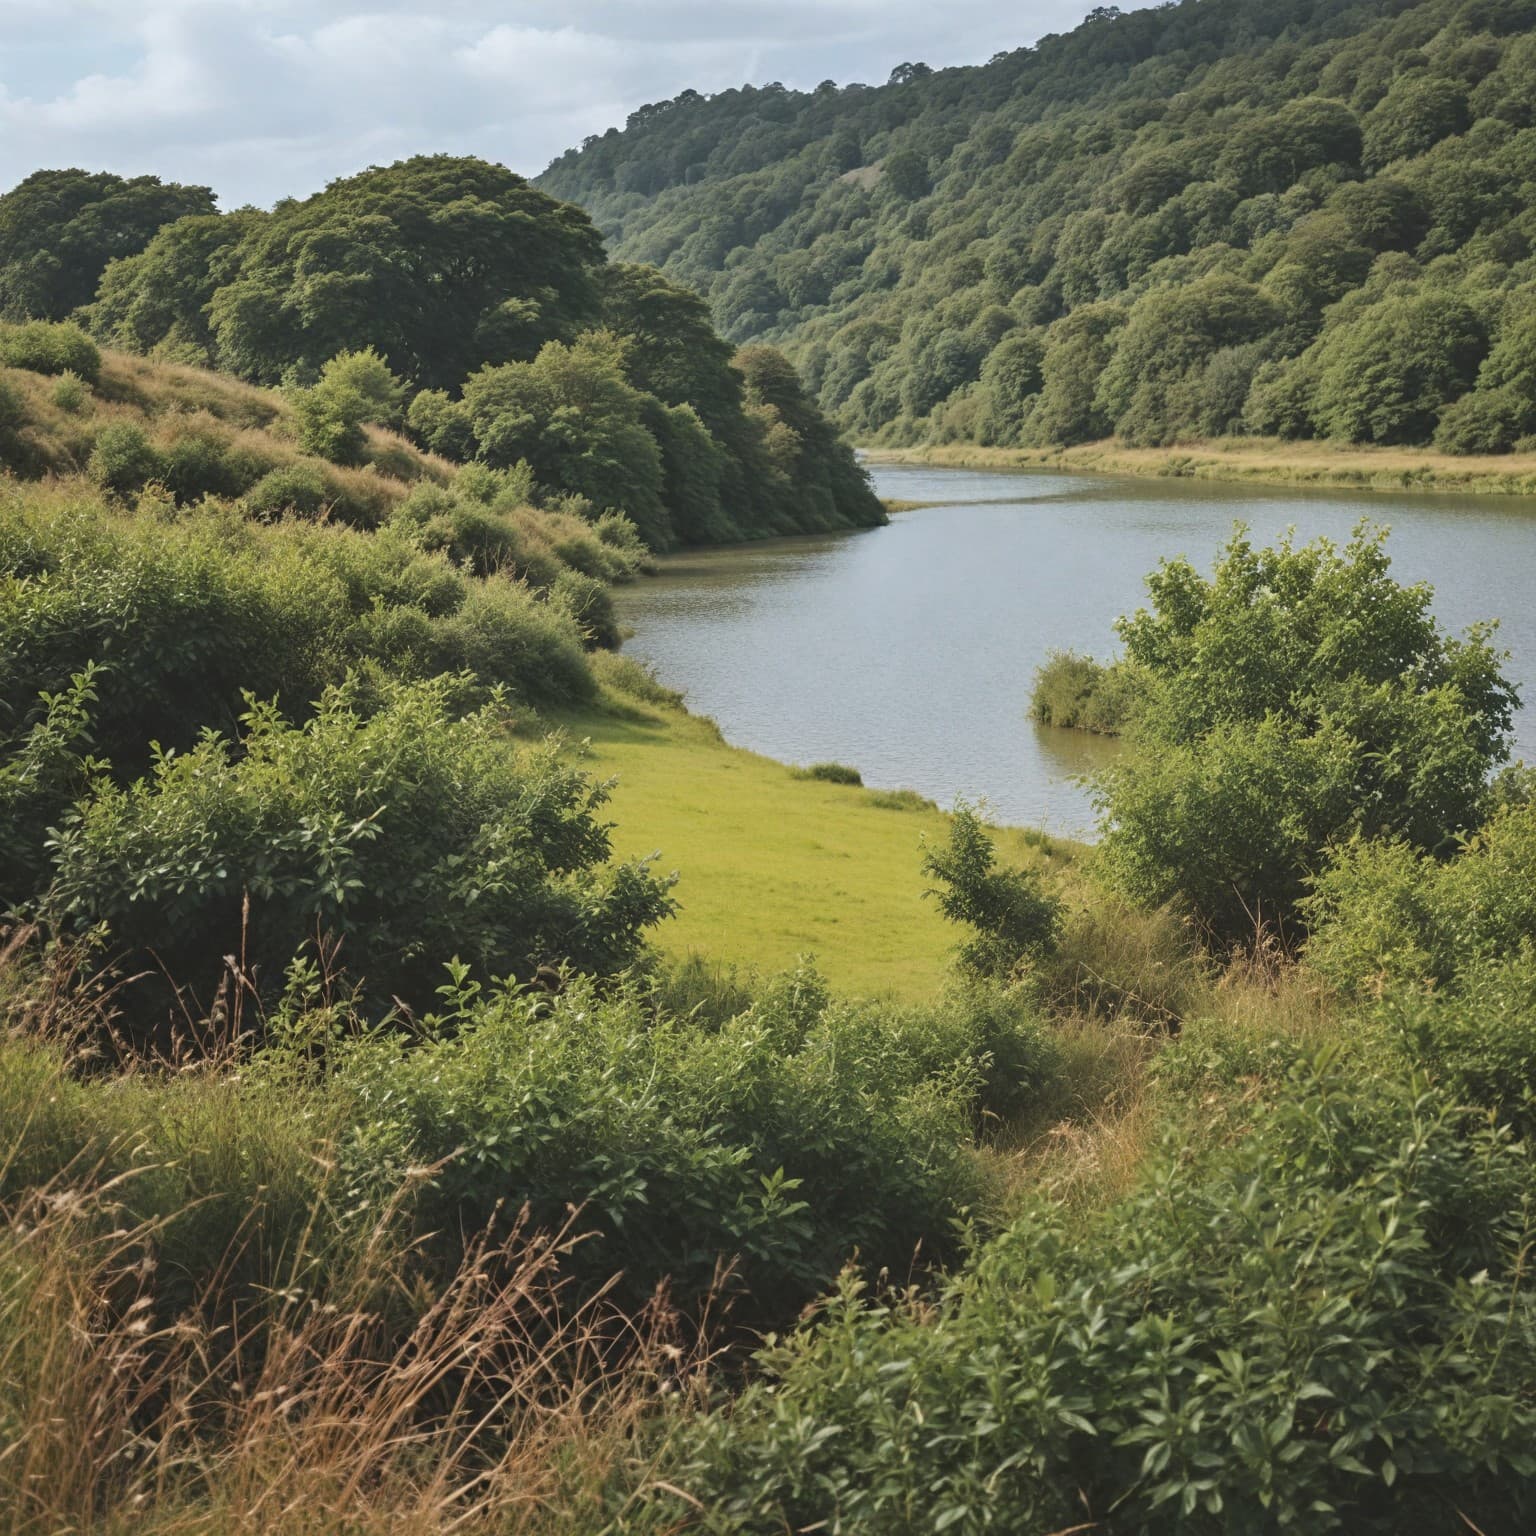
{"left": 0, "top": 158, "right": 882, "bottom": 547}
{"left": 539, "top": 0, "right": 1536, "bottom": 454}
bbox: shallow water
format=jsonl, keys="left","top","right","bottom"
{"left": 615, "top": 464, "right": 1536, "bottom": 837}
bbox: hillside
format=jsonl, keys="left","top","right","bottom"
{"left": 0, "top": 158, "right": 884, "bottom": 548}
{"left": 540, "top": 0, "right": 1536, "bottom": 455}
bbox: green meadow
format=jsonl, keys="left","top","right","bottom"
{"left": 557, "top": 690, "right": 1068, "bottom": 1000}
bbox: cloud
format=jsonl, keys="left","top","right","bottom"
{"left": 0, "top": 1, "right": 1130, "bottom": 208}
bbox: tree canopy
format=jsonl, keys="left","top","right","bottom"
{"left": 0, "top": 169, "right": 215, "bottom": 323}
{"left": 539, "top": 0, "right": 1536, "bottom": 454}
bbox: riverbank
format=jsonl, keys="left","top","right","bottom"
{"left": 548, "top": 680, "right": 1075, "bottom": 1001}
{"left": 866, "top": 437, "right": 1536, "bottom": 497}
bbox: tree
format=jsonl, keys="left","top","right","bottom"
{"left": 1096, "top": 525, "right": 1516, "bottom": 940}
{"left": 882, "top": 149, "right": 931, "bottom": 200}
{"left": 205, "top": 156, "right": 605, "bottom": 388}
{"left": 0, "top": 169, "right": 215, "bottom": 321}
{"left": 1362, "top": 75, "right": 1471, "bottom": 171}
{"left": 1311, "top": 293, "right": 1486, "bottom": 443}
{"left": 977, "top": 330, "right": 1046, "bottom": 444}
{"left": 84, "top": 211, "right": 256, "bottom": 365}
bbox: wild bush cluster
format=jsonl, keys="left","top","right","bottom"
{"left": 545, "top": 0, "right": 1536, "bottom": 454}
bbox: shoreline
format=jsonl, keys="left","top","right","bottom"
{"left": 862, "top": 438, "right": 1536, "bottom": 499}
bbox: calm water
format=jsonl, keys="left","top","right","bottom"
{"left": 615, "top": 465, "right": 1536, "bottom": 836}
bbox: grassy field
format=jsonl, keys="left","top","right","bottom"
{"left": 868, "top": 436, "right": 1536, "bottom": 496}
{"left": 551, "top": 691, "right": 1070, "bottom": 1001}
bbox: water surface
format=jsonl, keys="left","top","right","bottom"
{"left": 616, "top": 465, "right": 1536, "bottom": 836}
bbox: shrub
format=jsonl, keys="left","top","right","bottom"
{"left": 1304, "top": 800, "right": 1536, "bottom": 995}
{"left": 49, "top": 370, "right": 88, "bottom": 414}
{"left": 923, "top": 804, "right": 1061, "bottom": 981}
{"left": 406, "top": 387, "right": 477, "bottom": 459}
{"left": 589, "top": 650, "right": 685, "bottom": 709}
{"left": 160, "top": 429, "right": 252, "bottom": 502}
{"left": 0, "top": 321, "right": 101, "bottom": 383}
{"left": 0, "top": 498, "right": 598, "bottom": 904}
{"left": 865, "top": 787, "right": 937, "bottom": 812}
{"left": 1374, "top": 951, "right": 1536, "bottom": 1134}
{"left": 43, "top": 676, "right": 674, "bottom": 1037}
{"left": 653, "top": 1059, "right": 1536, "bottom": 1534}
{"left": 791, "top": 761, "right": 863, "bottom": 785}
{"left": 1030, "top": 650, "right": 1145, "bottom": 734}
{"left": 243, "top": 462, "right": 328, "bottom": 519}
{"left": 339, "top": 964, "right": 1049, "bottom": 1319}
{"left": 550, "top": 567, "right": 620, "bottom": 649}
{"left": 1096, "top": 525, "right": 1516, "bottom": 941}
{"left": 86, "top": 422, "right": 163, "bottom": 495}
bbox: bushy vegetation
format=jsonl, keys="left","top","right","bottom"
{"left": 44, "top": 676, "right": 676, "bottom": 1039}
{"left": 650, "top": 1056, "right": 1536, "bottom": 1534}
{"left": 1030, "top": 648, "right": 1145, "bottom": 733}
{"left": 1091, "top": 523, "right": 1516, "bottom": 940}
{"left": 543, "top": 0, "right": 1536, "bottom": 455}
{"left": 64, "top": 155, "right": 883, "bottom": 548}
{"left": 341, "top": 964, "right": 1055, "bottom": 1318}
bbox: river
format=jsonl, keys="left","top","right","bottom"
{"left": 614, "top": 464, "right": 1536, "bottom": 837}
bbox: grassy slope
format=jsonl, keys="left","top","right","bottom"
{"left": 555, "top": 694, "right": 1068, "bottom": 1001}
{"left": 866, "top": 438, "right": 1536, "bottom": 497}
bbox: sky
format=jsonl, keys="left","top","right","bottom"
{"left": 0, "top": 1, "right": 1128, "bottom": 208}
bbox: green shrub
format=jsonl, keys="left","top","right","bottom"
{"left": 44, "top": 675, "right": 673, "bottom": 1036}
{"left": 590, "top": 650, "right": 685, "bottom": 709}
{"left": 653, "top": 1058, "right": 1536, "bottom": 1534}
{"left": 1304, "top": 801, "right": 1536, "bottom": 995}
{"left": 864, "top": 787, "right": 937, "bottom": 812}
{"left": 923, "top": 804, "right": 1062, "bottom": 981}
{"left": 86, "top": 422, "right": 164, "bottom": 495}
{"left": 1096, "top": 526, "right": 1515, "bottom": 941}
{"left": 0, "top": 320, "right": 101, "bottom": 383}
{"left": 160, "top": 429, "right": 253, "bottom": 502}
{"left": 791, "top": 761, "right": 863, "bottom": 785}
{"left": 406, "top": 387, "right": 477, "bottom": 459}
{"left": 1030, "top": 650, "right": 1145, "bottom": 734}
{"left": 0, "top": 497, "right": 597, "bottom": 899}
{"left": 49, "top": 370, "right": 89, "bottom": 414}
{"left": 338, "top": 964, "right": 1050, "bottom": 1318}
{"left": 1374, "top": 951, "right": 1536, "bottom": 1134}
{"left": 550, "top": 567, "right": 620, "bottom": 649}
{"left": 244, "top": 462, "right": 328, "bottom": 518}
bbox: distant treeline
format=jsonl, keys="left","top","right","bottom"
{"left": 0, "top": 158, "right": 883, "bottom": 546}
{"left": 541, "top": 0, "right": 1536, "bottom": 454}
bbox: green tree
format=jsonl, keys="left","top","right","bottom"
{"left": 206, "top": 156, "right": 604, "bottom": 388}
{"left": 0, "top": 169, "right": 215, "bottom": 321}
{"left": 463, "top": 331, "right": 672, "bottom": 546}
{"left": 977, "top": 330, "right": 1046, "bottom": 444}
{"left": 1362, "top": 74, "right": 1471, "bottom": 170}
{"left": 1311, "top": 293, "right": 1486, "bottom": 443}
{"left": 84, "top": 211, "right": 255, "bottom": 365}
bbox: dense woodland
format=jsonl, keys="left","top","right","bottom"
{"left": 544, "top": 0, "right": 1536, "bottom": 452}
{"left": 2, "top": 14, "right": 1536, "bottom": 1534}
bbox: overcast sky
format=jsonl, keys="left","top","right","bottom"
{"left": 0, "top": 1, "right": 1131, "bottom": 208}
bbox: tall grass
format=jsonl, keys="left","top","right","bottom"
{"left": 0, "top": 1030, "right": 705, "bottom": 1536}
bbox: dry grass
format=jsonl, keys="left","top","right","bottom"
{"left": 0, "top": 1138, "right": 704, "bottom": 1536}
{"left": 870, "top": 436, "right": 1536, "bottom": 497}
